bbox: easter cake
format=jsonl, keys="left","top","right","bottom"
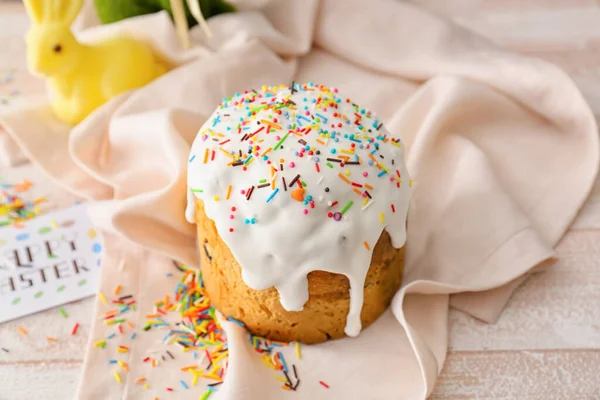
{"left": 186, "top": 83, "right": 411, "bottom": 344}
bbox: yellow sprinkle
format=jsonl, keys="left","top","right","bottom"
{"left": 213, "top": 196, "right": 220, "bottom": 202}
{"left": 362, "top": 197, "right": 369, "bottom": 206}
{"left": 203, "top": 148, "right": 209, "bottom": 164}
{"left": 114, "top": 371, "right": 121, "bottom": 383}
{"left": 18, "top": 327, "right": 27, "bottom": 335}
{"left": 295, "top": 342, "right": 301, "bottom": 359}
{"left": 275, "top": 376, "right": 288, "bottom": 383}
{"left": 94, "top": 340, "right": 106, "bottom": 347}
{"left": 144, "top": 384, "right": 149, "bottom": 390}
{"left": 344, "top": 170, "right": 351, "bottom": 176}
{"left": 226, "top": 185, "right": 232, "bottom": 200}
{"left": 409, "top": 179, "right": 413, "bottom": 187}
{"left": 192, "top": 374, "right": 199, "bottom": 386}
{"left": 340, "top": 149, "right": 354, "bottom": 155}
{"left": 118, "top": 361, "right": 129, "bottom": 372}
{"left": 99, "top": 291, "right": 108, "bottom": 305}
{"left": 379, "top": 213, "right": 385, "bottom": 223}
{"left": 219, "top": 148, "right": 234, "bottom": 158}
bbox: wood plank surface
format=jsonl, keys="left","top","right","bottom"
{"left": 1, "top": 1, "right": 600, "bottom": 399}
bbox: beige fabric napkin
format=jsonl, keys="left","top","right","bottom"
{"left": 1, "top": 0, "right": 598, "bottom": 398}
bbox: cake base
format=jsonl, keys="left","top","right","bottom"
{"left": 195, "top": 200, "right": 404, "bottom": 344}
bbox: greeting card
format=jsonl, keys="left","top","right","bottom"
{"left": 0, "top": 204, "right": 102, "bottom": 323}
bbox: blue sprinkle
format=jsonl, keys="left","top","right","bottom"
{"left": 180, "top": 380, "right": 189, "bottom": 390}
{"left": 278, "top": 352, "right": 289, "bottom": 373}
{"left": 303, "top": 200, "right": 308, "bottom": 205}
{"left": 307, "top": 195, "right": 313, "bottom": 201}
{"left": 368, "top": 160, "right": 374, "bottom": 166}
{"left": 109, "top": 359, "right": 118, "bottom": 364}
{"left": 92, "top": 243, "right": 102, "bottom": 253}
{"left": 378, "top": 170, "right": 387, "bottom": 177}
{"left": 266, "top": 188, "right": 279, "bottom": 203}
{"left": 245, "top": 219, "right": 250, "bottom": 224}
{"left": 130, "top": 333, "right": 136, "bottom": 340}
{"left": 193, "top": 352, "right": 197, "bottom": 359}
{"left": 314, "top": 157, "right": 320, "bottom": 162}
{"left": 227, "top": 316, "right": 245, "bottom": 327}
{"left": 189, "top": 155, "right": 196, "bottom": 163}
{"left": 315, "top": 113, "right": 328, "bottom": 122}
{"left": 107, "top": 333, "right": 116, "bottom": 339}
{"left": 251, "top": 218, "right": 256, "bottom": 224}
{"left": 330, "top": 149, "right": 336, "bottom": 154}
{"left": 262, "top": 156, "right": 268, "bottom": 161}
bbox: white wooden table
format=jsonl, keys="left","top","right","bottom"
{"left": 1, "top": 1, "right": 599, "bottom": 398}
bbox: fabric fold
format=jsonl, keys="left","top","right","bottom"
{"left": 0, "top": 0, "right": 597, "bottom": 398}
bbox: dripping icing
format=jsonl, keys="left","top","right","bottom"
{"left": 186, "top": 83, "right": 411, "bottom": 337}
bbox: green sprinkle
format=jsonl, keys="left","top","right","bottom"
{"left": 340, "top": 201, "right": 354, "bottom": 215}
{"left": 78, "top": 279, "right": 87, "bottom": 286}
{"left": 326, "top": 162, "right": 334, "bottom": 168}
{"left": 34, "top": 291, "right": 43, "bottom": 298}
{"left": 191, "top": 189, "right": 204, "bottom": 193}
{"left": 200, "top": 388, "right": 214, "bottom": 400}
{"left": 11, "top": 297, "right": 20, "bottom": 305}
{"left": 57, "top": 285, "right": 66, "bottom": 292}
{"left": 273, "top": 132, "right": 289, "bottom": 150}
{"left": 59, "top": 307, "right": 68, "bottom": 318}
{"left": 259, "top": 179, "right": 267, "bottom": 183}
{"left": 250, "top": 105, "right": 267, "bottom": 113}
{"left": 301, "top": 181, "right": 307, "bottom": 187}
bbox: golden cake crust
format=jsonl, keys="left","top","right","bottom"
{"left": 196, "top": 200, "right": 404, "bottom": 344}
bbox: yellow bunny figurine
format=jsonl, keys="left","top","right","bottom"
{"left": 24, "top": 0, "right": 168, "bottom": 125}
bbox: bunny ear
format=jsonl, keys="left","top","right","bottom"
{"left": 55, "top": 0, "right": 83, "bottom": 26}
{"left": 23, "top": 0, "right": 47, "bottom": 24}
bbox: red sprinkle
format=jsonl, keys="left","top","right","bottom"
{"left": 391, "top": 204, "right": 396, "bottom": 213}
{"left": 71, "top": 323, "right": 80, "bottom": 336}
{"left": 319, "top": 381, "right": 330, "bottom": 388}
{"left": 315, "top": 163, "right": 320, "bottom": 172}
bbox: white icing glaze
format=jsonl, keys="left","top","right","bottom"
{"left": 186, "top": 83, "right": 411, "bottom": 337}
